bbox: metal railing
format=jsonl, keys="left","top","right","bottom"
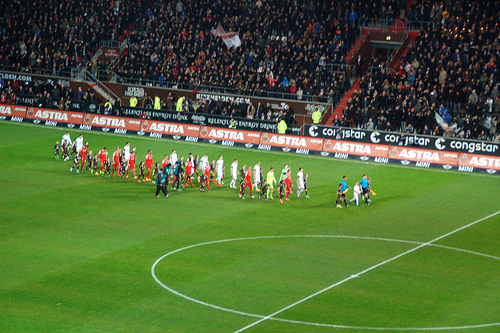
{"left": 107, "top": 39, "right": 129, "bottom": 74}
{"left": 99, "top": 40, "right": 123, "bottom": 49}
{"left": 385, "top": 30, "right": 409, "bottom": 67}
{"left": 85, "top": 71, "right": 120, "bottom": 102}
{"left": 358, "top": 17, "right": 431, "bottom": 32}
{"left": 0, "top": 65, "right": 80, "bottom": 80}
{"left": 358, "top": 17, "right": 397, "bottom": 31}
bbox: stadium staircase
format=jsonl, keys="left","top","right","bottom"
{"left": 325, "top": 79, "right": 360, "bottom": 125}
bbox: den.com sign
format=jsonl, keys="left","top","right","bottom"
{"left": 304, "top": 125, "right": 500, "bottom": 156}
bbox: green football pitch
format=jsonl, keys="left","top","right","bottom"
{"left": 0, "top": 121, "right": 499, "bottom": 332}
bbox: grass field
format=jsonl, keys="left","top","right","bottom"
{"left": 0, "top": 121, "right": 499, "bottom": 333}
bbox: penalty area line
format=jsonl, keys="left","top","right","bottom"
{"left": 233, "top": 209, "right": 500, "bottom": 333}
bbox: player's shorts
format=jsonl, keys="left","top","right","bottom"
{"left": 362, "top": 187, "right": 370, "bottom": 195}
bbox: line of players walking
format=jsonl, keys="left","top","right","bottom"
{"left": 54, "top": 132, "right": 310, "bottom": 202}
{"left": 55, "top": 132, "right": 373, "bottom": 206}
{"left": 235, "top": 162, "right": 309, "bottom": 203}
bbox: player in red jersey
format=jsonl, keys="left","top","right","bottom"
{"left": 126, "top": 148, "right": 137, "bottom": 179}
{"left": 203, "top": 163, "right": 211, "bottom": 191}
{"left": 240, "top": 165, "right": 254, "bottom": 199}
{"left": 281, "top": 169, "right": 293, "bottom": 203}
{"left": 162, "top": 154, "right": 169, "bottom": 169}
{"left": 184, "top": 158, "right": 195, "bottom": 187}
{"left": 99, "top": 147, "right": 108, "bottom": 174}
{"left": 79, "top": 142, "right": 89, "bottom": 171}
{"left": 145, "top": 150, "right": 153, "bottom": 181}
{"left": 112, "top": 147, "right": 121, "bottom": 177}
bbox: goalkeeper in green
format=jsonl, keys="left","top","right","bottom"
{"left": 265, "top": 167, "right": 277, "bottom": 200}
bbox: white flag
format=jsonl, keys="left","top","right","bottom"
{"left": 435, "top": 112, "right": 450, "bottom": 130}
{"left": 222, "top": 33, "right": 241, "bottom": 48}
{"left": 214, "top": 23, "right": 241, "bottom": 48}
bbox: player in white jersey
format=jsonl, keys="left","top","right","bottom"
{"left": 296, "top": 167, "right": 305, "bottom": 198}
{"left": 169, "top": 149, "right": 178, "bottom": 166}
{"left": 74, "top": 134, "right": 84, "bottom": 153}
{"left": 199, "top": 153, "right": 208, "bottom": 172}
{"left": 123, "top": 142, "right": 131, "bottom": 161}
{"left": 216, "top": 155, "right": 224, "bottom": 186}
{"left": 349, "top": 182, "right": 362, "bottom": 206}
{"left": 253, "top": 161, "right": 261, "bottom": 192}
{"left": 198, "top": 153, "right": 209, "bottom": 183}
{"left": 230, "top": 159, "right": 238, "bottom": 188}
{"left": 61, "top": 132, "right": 72, "bottom": 147}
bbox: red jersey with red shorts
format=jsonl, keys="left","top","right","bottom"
{"left": 204, "top": 164, "right": 211, "bottom": 190}
{"left": 99, "top": 149, "right": 107, "bottom": 164}
{"left": 113, "top": 151, "right": 120, "bottom": 167}
{"left": 284, "top": 173, "right": 292, "bottom": 199}
{"left": 244, "top": 169, "right": 253, "bottom": 195}
{"left": 129, "top": 153, "right": 136, "bottom": 169}
{"left": 145, "top": 153, "right": 153, "bottom": 170}
{"left": 99, "top": 149, "right": 107, "bottom": 171}
{"left": 185, "top": 160, "right": 194, "bottom": 176}
{"left": 80, "top": 146, "right": 88, "bottom": 169}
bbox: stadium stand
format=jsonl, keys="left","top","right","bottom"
{"left": 0, "top": 0, "right": 497, "bottom": 141}
{"left": 342, "top": 0, "right": 499, "bottom": 140}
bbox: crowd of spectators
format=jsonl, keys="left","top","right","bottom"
{"left": 116, "top": 0, "right": 402, "bottom": 102}
{"left": 342, "top": 0, "right": 500, "bottom": 142}
{"left": 0, "top": 77, "right": 99, "bottom": 111}
{"left": 5, "top": 0, "right": 499, "bottom": 142}
{"left": 0, "top": 0, "right": 122, "bottom": 75}
{"left": 0, "top": 0, "right": 405, "bottom": 104}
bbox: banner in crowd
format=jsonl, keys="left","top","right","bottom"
{"left": 1, "top": 104, "right": 498, "bottom": 174}
{"left": 121, "top": 106, "right": 190, "bottom": 123}
{"left": 16, "top": 94, "right": 99, "bottom": 113}
{"left": 123, "top": 86, "right": 146, "bottom": 98}
{"left": 119, "top": 106, "right": 305, "bottom": 134}
{"left": 304, "top": 125, "right": 500, "bottom": 156}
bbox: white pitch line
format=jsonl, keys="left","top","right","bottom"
{"left": 233, "top": 210, "right": 500, "bottom": 333}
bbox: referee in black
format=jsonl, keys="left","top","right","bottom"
{"left": 155, "top": 168, "right": 169, "bottom": 198}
